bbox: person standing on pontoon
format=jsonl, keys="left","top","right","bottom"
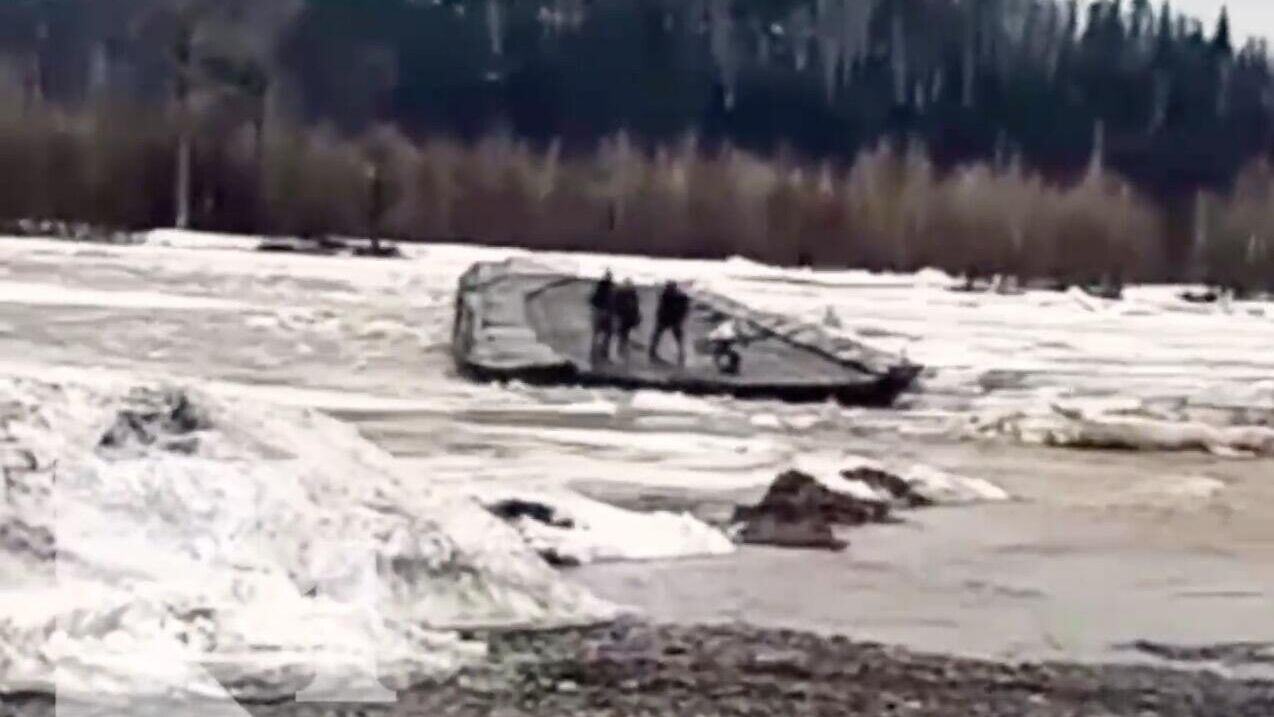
{"left": 590, "top": 270, "right": 616, "bottom": 362}
{"left": 613, "top": 279, "right": 642, "bottom": 362}
{"left": 649, "top": 280, "right": 690, "bottom": 366}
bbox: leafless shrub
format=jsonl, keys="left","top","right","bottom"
{"left": 0, "top": 91, "right": 1187, "bottom": 282}
{"left": 1207, "top": 161, "right": 1274, "bottom": 293}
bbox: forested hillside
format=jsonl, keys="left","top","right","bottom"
{"left": 2, "top": 1, "right": 1262, "bottom": 185}
{"left": 0, "top": 0, "right": 1271, "bottom": 286}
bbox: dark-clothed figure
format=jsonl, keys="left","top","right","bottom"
{"left": 613, "top": 279, "right": 642, "bottom": 361}
{"left": 590, "top": 270, "right": 615, "bottom": 362}
{"left": 649, "top": 281, "right": 690, "bottom": 366}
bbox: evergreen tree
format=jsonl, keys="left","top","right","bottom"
{"left": 1211, "top": 6, "right": 1232, "bottom": 58}
{"left": 1107, "top": 0, "right": 1127, "bottom": 45}
{"left": 1155, "top": 1, "right": 1174, "bottom": 61}
{"left": 0, "top": 0, "right": 1271, "bottom": 228}
{"left": 1129, "top": 0, "right": 1152, "bottom": 41}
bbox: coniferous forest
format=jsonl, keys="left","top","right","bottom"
{"left": 1, "top": 0, "right": 1273, "bottom": 287}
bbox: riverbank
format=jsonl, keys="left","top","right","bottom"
{"left": 10, "top": 621, "right": 1269, "bottom": 716}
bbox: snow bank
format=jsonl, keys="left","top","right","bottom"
{"left": 0, "top": 378, "right": 614, "bottom": 703}
{"left": 476, "top": 488, "right": 735, "bottom": 566}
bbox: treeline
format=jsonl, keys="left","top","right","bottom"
{"left": 5, "top": 91, "right": 1274, "bottom": 290}
{"left": 0, "top": 0, "right": 1273, "bottom": 288}
{"left": 0, "top": 0, "right": 1269, "bottom": 193}
{"left": 4, "top": 2, "right": 1270, "bottom": 181}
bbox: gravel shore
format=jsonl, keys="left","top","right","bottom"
{"left": 14, "top": 621, "right": 1268, "bottom": 717}
{"left": 410, "top": 622, "right": 1274, "bottom": 717}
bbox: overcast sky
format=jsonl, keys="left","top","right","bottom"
{"left": 1172, "top": 1, "right": 1274, "bottom": 42}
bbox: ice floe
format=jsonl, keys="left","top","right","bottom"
{"left": 475, "top": 488, "right": 735, "bottom": 566}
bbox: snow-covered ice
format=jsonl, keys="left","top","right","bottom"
{"left": 474, "top": 487, "right": 735, "bottom": 565}
{"left": 790, "top": 454, "right": 1011, "bottom": 506}
{"left": 0, "top": 377, "right": 614, "bottom": 702}
{"left": 0, "top": 281, "right": 249, "bottom": 311}
{"left": 0, "top": 230, "right": 1267, "bottom": 492}
{"left": 0, "top": 230, "right": 1272, "bottom": 673}
{"left": 966, "top": 400, "right": 1274, "bottom": 456}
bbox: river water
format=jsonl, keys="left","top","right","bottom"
{"left": 0, "top": 232, "right": 1270, "bottom": 671}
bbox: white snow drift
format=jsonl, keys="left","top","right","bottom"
{"left": 474, "top": 487, "right": 735, "bottom": 566}
{"left": 0, "top": 377, "right": 615, "bottom": 704}
{"left": 793, "top": 454, "right": 1011, "bottom": 506}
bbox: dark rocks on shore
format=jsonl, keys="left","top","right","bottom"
{"left": 256, "top": 236, "right": 405, "bottom": 258}
{"left": 1120, "top": 640, "right": 1274, "bottom": 667}
{"left": 485, "top": 498, "right": 574, "bottom": 530}
{"left": 7, "top": 623, "right": 1274, "bottom": 716}
{"left": 352, "top": 242, "right": 405, "bottom": 258}
{"left": 732, "top": 470, "right": 889, "bottom": 551}
{"left": 256, "top": 236, "right": 349, "bottom": 255}
{"left": 0, "top": 520, "right": 55, "bottom": 562}
{"left": 846, "top": 465, "right": 936, "bottom": 508}
{"left": 1178, "top": 287, "right": 1274, "bottom": 304}
{"left": 97, "top": 388, "right": 211, "bottom": 455}
{"left": 1181, "top": 289, "right": 1222, "bottom": 304}
{"left": 733, "top": 509, "right": 848, "bottom": 551}
{"left": 732, "top": 466, "right": 953, "bottom": 551}
{"left": 481, "top": 497, "right": 582, "bottom": 567}
{"left": 135, "top": 622, "right": 1274, "bottom": 717}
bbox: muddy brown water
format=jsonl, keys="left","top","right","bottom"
{"left": 568, "top": 439, "right": 1274, "bottom": 674}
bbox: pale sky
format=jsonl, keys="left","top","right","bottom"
{"left": 1172, "top": 1, "right": 1274, "bottom": 42}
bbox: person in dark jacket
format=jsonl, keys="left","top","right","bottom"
{"left": 649, "top": 280, "right": 690, "bottom": 366}
{"left": 590, "top": 270, "right": 615, "bottom": 362}
{"left": 612, "top": 279, "right": 642, "bottom": 361}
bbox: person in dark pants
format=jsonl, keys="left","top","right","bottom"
{"left": 589, "top": 270, "right": 615, "bottom": 362}
{"left": 613, "top": 279, "right": 642, "bottom": 362}
{"left": 649, "top": 281, "right": 690, "bottom": 366}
